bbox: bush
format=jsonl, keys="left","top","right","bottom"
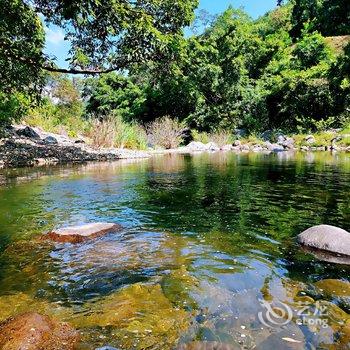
{"left": 147, "top": 116, "right": 183, "bottom": 149}
{"left": 88, "top": 118, "right": 116, "bottom": 148}
{"left": 0, "top": 92, "right": 31, "bottom": 126}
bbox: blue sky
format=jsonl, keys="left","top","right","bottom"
{"left": 44, "top": 0, "right": 277, "bottom": 69}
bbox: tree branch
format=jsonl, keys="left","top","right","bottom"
{"left": 40, "top": 64, "right": 120, "bottom": 75}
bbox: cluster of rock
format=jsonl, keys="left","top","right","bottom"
{"left": 0, "top": 125, "right": 149, "bottom": 168}
{"left": 183, "top": 134, "right": 350, "bottom": 154}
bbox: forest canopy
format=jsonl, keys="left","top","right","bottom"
{"left": 0, "top": 0, "right": 349, "bottom": 133}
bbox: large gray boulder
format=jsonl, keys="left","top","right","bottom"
{"left": 298, "top": 225, "right": 350, "bottom": 256}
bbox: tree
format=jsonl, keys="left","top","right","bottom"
{"left": 83, "top": 73, "right": 147, "bottom": 122}
{"left": 1, "top": 0, "right": 199, "bottom": 75}
{"left": 0, "top": 0, "right": 45, "bottom": 124}
{"left": 0, "top": 0, "right": 198, "bottom": 125}
{"left": 290, "top": 0, "right": 350, "bottom": 38}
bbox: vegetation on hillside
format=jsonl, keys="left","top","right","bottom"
{"left": 0, "top": 0, "right": 349, "bottom": 148}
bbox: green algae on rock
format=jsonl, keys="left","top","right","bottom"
{"left": 71, "top": 283, "right": 191, "bottom": 349}
{"left": 161, "top": 265, "right": 199, "bottom": 309}
{"left": 314, "top": 279, "right": 350, "bottom": 297}
{"left": 0, "top": 293, "right": 73, "bottom": 323}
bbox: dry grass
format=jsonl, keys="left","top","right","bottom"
{"left": 325, "top": 35, "right": 350, "bottom": 54}
{"left": 88, "top": 116, "right": 147, "bottom": 149}
{"left": 147, "top": 116, "right": 183, "bottom": 149}
{"left": 209, "top": 130, "right": 233, "bottom": 147}
{"left": 88, "top": 118, "right": 116, "bottom": 148}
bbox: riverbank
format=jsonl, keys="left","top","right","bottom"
{"left": 0, "top": 125, "right": 150, "bottom": 169}
{"left": 0, "top": 125, "right": 349, "bottom": 169}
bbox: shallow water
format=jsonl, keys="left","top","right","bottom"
{"left": 0, "top": 152, "right": 349, "bottom": 349}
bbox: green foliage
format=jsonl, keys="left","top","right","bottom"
{"left": 0, "top": 0, "right": 45, "bottom": 124}
{"left": 293, "top": 32, "right": 333, "bottom": 68}
{"left": 0, "top": 92, "right": 31, "bottom": 126}
{"left": 26, "top": 0, "right": 198, "bottom": 70}
{"left": 1, "top": 0, "right": 198, "bottom": 124}
{"left": 26, "top": 75, "right": 87, "bottom": 137}
{"left": 1, "top": 0, "right": 349, "bottom": 137}
{"left": 79, "top": 2, "right": 348, "bottom": 134}
{"left": 290, "top": 0, "right": 350, "bottom": 38}
{"left": 84, "top": 73, "right": 147, "bottom": 122}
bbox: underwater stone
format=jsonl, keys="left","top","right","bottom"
{"left": 43, "top": 222, "right": 122, "bottom": 244}
{"left": 0, "top": 312, "right": 80, "bottom": 350}
{"left": 176, "top": 341, "right": 239, "bottom": 350}
{"left": 298, "top": 225, "right": 350, "bottom": 256}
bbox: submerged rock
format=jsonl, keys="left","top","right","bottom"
{"left": 315, "top": 279, "right": 350, "bottom": 297}
{"left": 43, "top": 222, "right": 122, "bottom": 243}
{"left": 297, "top": 225, "right": 350, "bottom": 256}
{"left": 0, "top": 312, "right": 80, "bottom": 350}
{"left": 257, "top": 329, "right": 304, "bottom": 350}
{"left": 72, "top": 283, "right": 190, "bottom": 349}
{"left": 176, "top": 341, "right": 239, "bottom": 350}
{"left": 301, "top": 246, "right": 350, "bottom": 264}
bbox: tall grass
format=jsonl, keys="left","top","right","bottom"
{"left": 88, "top": 115, "right": 147, "bottom": 149}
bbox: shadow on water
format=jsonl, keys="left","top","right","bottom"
{"left": 0, "top": 152, "right": 349, "bottom": 349}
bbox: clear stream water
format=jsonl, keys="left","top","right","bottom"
{"left": 0, "top": 152, "right": 349, "bottom": 349}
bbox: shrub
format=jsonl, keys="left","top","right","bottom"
{"left": 147, "top": 116, "right": 183, "bottom": 149}
{"left": 294, "top": 33, "right": 333, "bottom": 68}
{"left": 114, "top": 116, "right": 147, "bottom": 149}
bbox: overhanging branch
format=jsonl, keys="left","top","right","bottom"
{"left": 40, "top": 64, "right": 120, "bottom": 75}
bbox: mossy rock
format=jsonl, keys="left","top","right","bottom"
{"left": 0, "top": 293, "right": 72, "bottom": 323}
{"left": 315, "top": 279, "right": 350, "bottom": 297}
{"left": 71, "top": 283, "right": 191, "bottom": 349}
{"left": 161, "top": 265, "right": 199, "bottom": 309}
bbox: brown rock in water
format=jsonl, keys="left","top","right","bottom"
{"left": 43, "top": 222, "right": 122, "bottom": 243}
{"left": 0, "top": 312, "right": 80, "bottom": 350}
{"left": 177, "top": 342, "right": 239, "bottom": 350}
{"left": 297, "top": 225, "right": 350, "bottom": 256}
